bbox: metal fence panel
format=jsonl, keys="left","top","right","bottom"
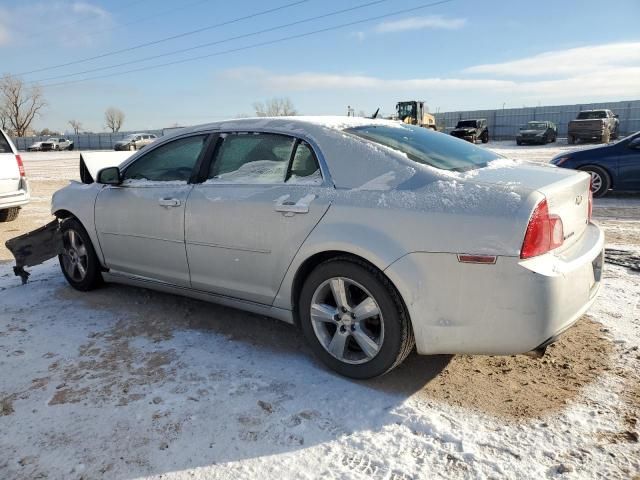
{"left": 435, "top": 99, "right": 640, "bottom": 140}
{"left": 10, "top": 129, "right": 167, "bottom": 151}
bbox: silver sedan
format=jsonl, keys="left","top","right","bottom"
{"left": 7, "top": 117, "right": 604, "bottom": 378}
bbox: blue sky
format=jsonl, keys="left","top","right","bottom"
{"left": 1, "top": 0, "right": 639, "bottom": 132}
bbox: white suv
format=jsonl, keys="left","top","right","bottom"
{"left": 0, "top": 129, "right": 29, "bottom": 222}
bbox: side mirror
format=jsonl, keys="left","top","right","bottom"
{"left": 614, "top": 114, "right": 619, "bottom": 119}
{"left": 97, "top": 166, "right": 122, "bottom": 185}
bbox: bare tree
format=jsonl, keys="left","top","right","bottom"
{"left": 0, "top": 105, "right": 9, "bottom": 132}
{"left": 68, "top": 119, "right": 82, "bottom": 134}
{"left": 253, "top": 97, "right": 297, "bottom": 117}
{"left": 104, "top": 107, "right": 125, "bottom": 132}
{"left": 0, "top": 75, "right": 47, "bottom": 137}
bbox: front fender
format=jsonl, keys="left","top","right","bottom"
{"left": 52, "top": 182, "right": 104, "bottom": 264}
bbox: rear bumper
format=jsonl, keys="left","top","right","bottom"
{"left": 384, "top": 223, "right": 604, "bottom": 355}
{"left": 0, "top": 179, "right": 30, "bottom": 209}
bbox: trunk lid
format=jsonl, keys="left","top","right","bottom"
{"left": 466, "top": 162, "right": 591, "bottom": 251}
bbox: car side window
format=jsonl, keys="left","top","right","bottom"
{"left": 123, "top": 134, "right": 207, "bottom": 182}
{"left": 208, "top": 132, "right": 295, "bottom": 184}
{"left": 0, "top": 132, "right": 11, "bottom": 153}
{"left": 286, "top": 141, "right": 322, "bottom": 184}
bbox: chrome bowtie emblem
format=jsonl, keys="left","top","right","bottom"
{"left": 575, "top": 195, "right": 583, "bottom": 205}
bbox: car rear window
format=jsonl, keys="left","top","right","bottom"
{"left": 577, "top": 111, "right": 606, "bottom": 119}
{"left": 0, "top": 132, "right": 12, "bottom": 153}
{"left": 345, "top": 125, "right": 500, "bottom": 172}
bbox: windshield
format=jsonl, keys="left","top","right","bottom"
{"left": 396, "top": 103, "right": 415, "bottom": 119}
{"left": 522, "top": 122, "right": 546, "bottom": 130}
{"left": 456, "top": 120, "right": 477, "bottom": 128}
{"left": 577, "top": 111, "right": 606, "bottom": 119}
{"left": 346, "top": 125, "right": 500, "bottom": 172}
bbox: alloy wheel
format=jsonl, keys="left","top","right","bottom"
{"left": 310, "top": 277, "right": 384, "bottom": 364}
{"left": 61, "top": 229, "right": 89, "bottom": 282}
{"left": 590, "top": 171, "right": 603, "bottom": 193}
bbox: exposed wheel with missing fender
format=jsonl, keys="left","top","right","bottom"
{"left": 59, "top": 218, "right": 103, "bottom": 291}
{"left": 299, "top": 258, "right": 414, "bottom": 379}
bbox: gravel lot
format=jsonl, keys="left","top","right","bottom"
{"left": 1, "top": 143, "right": 639, "bottom": 479}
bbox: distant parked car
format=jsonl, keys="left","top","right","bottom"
{"left": 27, "top": 138, "right": 74, "bottom": 151}
{"left": 42, "top": 138, "right": 74, "bottom": 151}
{"left": 27, "top": 141, "right": 47, "bottom": 151}
{"left": 0, "top": 128, "right": 29, "bottom": 222}
{"left": 551, "top": 131, "right": 640, "bottom": 197}
{"left": 516, "top": 121, "right": 557, "bottom": 145}
{"left": 450, "top": 119, "right": 489, "bottom": 143}
{"left": 568, "top": 109, "right": 619, "bottom": 144}
{"left": 114, "top": 133, "right": 157, "bottom": 151}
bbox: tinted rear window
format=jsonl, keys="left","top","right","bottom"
{"left": 0, "top": 132, "right": 12, "bottom": 153}
{"left": 345, "top": 125, "right": 500, "bottom": 172}
{"left": 577, "top": 111, "right": 606, "bottom": 119}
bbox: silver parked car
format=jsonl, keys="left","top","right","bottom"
{"left": 114, "top": 133, "right": 157, "bottom": 151}
{"left": 0, "top": 128, "right": 29, "bottom": 222}
{"left": 6, "top": 117, "right": 604, "bottom": 378}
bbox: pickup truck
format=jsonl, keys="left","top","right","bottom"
{"left": 568, "top": 109, "right": 619, "bottom": 144}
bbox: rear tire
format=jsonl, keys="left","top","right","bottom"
{"left": 58, "top": 218, "right": 103, "bottom": 291}
{"left": 579, "top": 165, "right": 611, "bottom": 198}
{"left": 299, "top": 258, "right": 414, "bottom": 379}
{"left": 568, "top": 135, "right": 576, "bottom": 145}
{"left": 0, "top": 207, "right": 20, "bottom": 222}
{"left": 516, "top": 140, "right": 522, "bottom": 146}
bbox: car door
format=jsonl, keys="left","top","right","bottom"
{"left": 185, "top": 131, "right": 331, "bottom": 305}
{"left": 95, "top": 133, "right": 210, "bottom": 286}
{"left": 616, "top": 136, "right": 640, "bottom": 190}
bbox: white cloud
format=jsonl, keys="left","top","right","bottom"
{"left": 375, "top": 15, "right": 466, "bottom": 33}
{"left": 0, "top": 1, "right": 112, "bottom": 48}
{"left": 220, "top": 64, "right": 640, "bottom": 102}
{"left": 465, "top": 42, "right": 640, "bottom": 77}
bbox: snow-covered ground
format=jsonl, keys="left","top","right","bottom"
{"left": 1, "top": 147, "right": 639, "bottom": 479}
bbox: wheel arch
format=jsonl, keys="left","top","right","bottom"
{"left": 288, "top": 250, "right": 409, "bottom": 328}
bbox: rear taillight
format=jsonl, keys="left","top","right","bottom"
{"left": 520, "top": 199, "right": 564, "bottom": 259}
{"left": 588, "top": 177, "right": 593, "bottom": 221}
{"left": 15, "top": 154, "right": 25, "bottom": 177}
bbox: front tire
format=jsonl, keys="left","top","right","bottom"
{"left": 579, "top": 165, "right": 611, "bottom": 198}
{"left": 59, "top": 218, "right": 103, "bottom": 291}
{"left": 299, "top": 258, "right": 414, "bottom": 379}
{"left": 0, "top": 207, "right": 20, "bottom": 222}
{"left": 481, "top": 131, "right": 489, "bottom": 143}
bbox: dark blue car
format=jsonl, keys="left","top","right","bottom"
{"left": 551, "top": 131, "right": 640, "bottom": 197}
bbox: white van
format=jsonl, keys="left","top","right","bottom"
{"left": 0, "top": 129, "right": 29, "bottom": 221}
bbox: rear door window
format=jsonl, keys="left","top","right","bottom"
{"left": 208, "top": 132, "right": 295, "bottom": 184}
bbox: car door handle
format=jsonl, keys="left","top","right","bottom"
{"left": 158, "top": 198, "right": 181, "bottom": 207}
{"left": 274, "top": 194, "right": 315, "bottom": 215}
{"left": 275, "top": 201, "right": 308, "bottom": 214}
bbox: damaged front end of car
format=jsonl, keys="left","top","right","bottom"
{"left": 5, "top": 219, "right": 64, "bottom": 284}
